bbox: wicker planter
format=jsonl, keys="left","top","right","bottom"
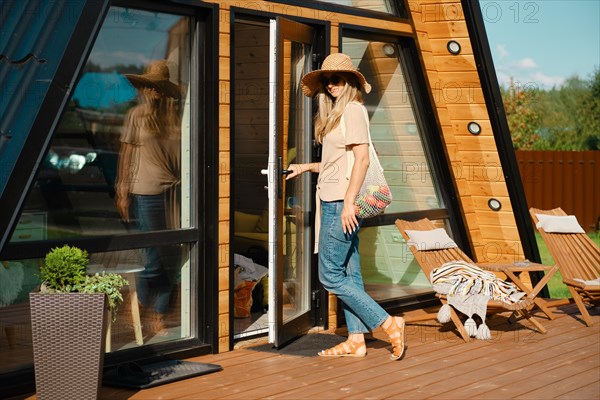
{"left": 30, "top": 292, "right": 107, "bottom": 400}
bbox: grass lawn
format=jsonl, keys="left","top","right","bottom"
{"left": 536, "top": 231, "right": 600, "bottom": 299}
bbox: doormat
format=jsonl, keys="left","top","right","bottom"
{"left": 103, "top": 358, "right": 223, "bottom": 389}
{"left": 248, "top": 333, "right": 377, "bottom": 357}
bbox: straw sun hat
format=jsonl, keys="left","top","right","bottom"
{"left": 125, "top": 60, "right": 180, "bottom": 98}
{"left": 301, "top": 53, "right": 371, "bottom": 97}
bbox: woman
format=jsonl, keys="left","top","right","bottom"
{"left": 115, "top": 60, "right": 181, "bottom": 334}
{"left": 286, "top": 53, "right": 406, "bottom": 359}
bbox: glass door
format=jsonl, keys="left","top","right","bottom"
{"left": 263, "top": 17, "right": 315, "bottom": 347}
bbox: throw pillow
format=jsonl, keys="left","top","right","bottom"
{"left": 535, "top": 214, "right": 585, "bottom": 234}
{"left": 405, "top": 228, "right": 458, "bottom": 251}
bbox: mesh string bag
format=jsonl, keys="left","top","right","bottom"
{"left": 354, "top": 144, "right": 392, "bottom": 218}
{"left": 341, "top": 102, "right": 392, "bottom": 218}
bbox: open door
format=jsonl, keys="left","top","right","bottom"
{"left": 261, "top": 17, "right": 315, "bottom": 347}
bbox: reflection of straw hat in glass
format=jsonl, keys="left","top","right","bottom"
{"left": 301, "top": 53, "right": 371, "bottom": 97}
{"left": 125, "top": 60, "right": 180, "bottom": 98}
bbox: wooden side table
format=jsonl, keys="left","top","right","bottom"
{"left": 478, "top": 261, "right": 559, "bottom": 320}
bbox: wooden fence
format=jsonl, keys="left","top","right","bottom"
{"left": 515, "top": 150, "right": 599, "bottom": 231}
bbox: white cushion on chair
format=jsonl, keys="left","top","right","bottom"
{"left": 574, "top": 277, "right": 600, "bottom": 286}
{"left": 535, "top": 214, "right": 585, "bottom": 234}
{"left": 405, "top": 228, "right": 458, "bottom": 251}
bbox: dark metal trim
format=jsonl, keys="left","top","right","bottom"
{"left": 0, "top": 0, "right": 110, "bottom": 253}
{"left": 230, "top": 5, "right": 334, "bottom": 28}
{"left": 199, "top": 0, "right": 221, "bottom": 354}
{"left": 112, "top": 0, "right": 198, "bottom": 14}
{"left": 461, "top": 0, "right": 541, "bottom": 266}
{"left": 361, "top": 209, "right": 450, "bottom": 227}
{"left": 338, "top": 22, "right": 415, "bottom": 43}
{"left": 0, "top": 229, "right": 199, "bottom": 260}
{"left": 265, "top": 0, "right": 408, "bottom": 21}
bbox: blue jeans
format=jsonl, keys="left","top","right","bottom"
{"left": 318, "top": 200, "right": 389, "bottom": 334}
{"left": 131, "top": 194, "right": 178, "bottom": 315}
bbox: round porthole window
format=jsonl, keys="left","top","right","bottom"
{"left": 488, "top": 198, "right": 502, "bottom": 211}
{"left": 468, "top": 121, "right": 481, "bottom": 135}
{"left": 382, "top": 43, "right": 396, "bottom": 57}
{"left": 447, "top": 40, "right": 461, "bottom": 55}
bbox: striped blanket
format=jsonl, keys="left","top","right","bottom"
{"left": 430, "top": 260, "right": 526, "bottom": 340}
{"left": 431, "top": 260, "right": 525, "bottom": 304}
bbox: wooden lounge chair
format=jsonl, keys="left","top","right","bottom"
{"left": 530, "top": 207, "right": 600, "bottom": 327}
{"left": 395, "top": 218, "right": 556, "bottom": 341}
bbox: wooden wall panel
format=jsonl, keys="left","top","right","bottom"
{"left": 409, "top": 0, "right": 523, "bottom": 263}
{"left": 233, "top": 23, "right": 269, "bottom": 215}
{"left": 217, "top": 1, "right": 231, "bottom": 351}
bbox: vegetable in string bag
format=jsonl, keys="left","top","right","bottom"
{"left": 341, "top": 102, "right": 392, "bottom": 218}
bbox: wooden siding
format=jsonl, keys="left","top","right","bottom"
{"left": 408, "top": 0, "right": 524, "bottom": 263}
{"left": 218, "top": 2, "right": 232, "bottom": 353}
{"left": 34, "top": 304, "right": 597, "bottom": 400}
{"left": 233, "top": 23, "right": 269, "bottom": 215}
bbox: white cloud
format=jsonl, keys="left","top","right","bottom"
{"left": 492, "top": 54, "right": 566, "bottom": 88}
{"left": 493, "top": 63, "right": 565, "bottom": 89}
{"left": 513, "top": 58, "right": 538, "bottom": 69}
{"left": 529, "top": 72, "right": 565, "bottom": 88}
{"left": 496, "top": 44, "right": 509, "bottom": 60}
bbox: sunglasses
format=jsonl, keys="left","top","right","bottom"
{"left": 321, "top": 74, "right": 344, "bottom": 86}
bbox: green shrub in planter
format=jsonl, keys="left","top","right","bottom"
{"left": 39, "top": 245, "right": 128, "bottom": 320}
{"left": 40, "top": 244, "right": 88, "bottom": 291}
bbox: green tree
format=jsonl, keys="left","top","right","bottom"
{"left": 501, "top": 80, "right": 541, "bottom": 150}
{"left": 502, "top": 69, "right": 599, "bottom": 150}
{"left": 537, "top": 77, "right": 589, "bottom": 150}
{"left": 580, "top": 68, "right": 600, "bottom": 150}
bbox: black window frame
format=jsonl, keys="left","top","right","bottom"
{"left": 266, "top": 0, "right": 409, "bottom": 20}
{"left": 0, "top": 0, "right": 220, "bottom": 390}
{"left": 337, "top": 25, "right": 470, "bottom": 255}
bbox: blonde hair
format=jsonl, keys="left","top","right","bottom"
{"left": 139, "top": 89, "right": 181, "bottom": 138}
{"left": 314, "top": 73, "right": 364, "bottom": 144}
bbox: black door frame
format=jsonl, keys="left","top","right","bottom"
{"left": 229, "top": 7, "right": 330, "bottom": 348}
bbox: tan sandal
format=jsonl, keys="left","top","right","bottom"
{"left": 318, "top": 340, "right": 367, "bottom": 358}
{"left": 383, "top": 316, "right": 406, "bottom": 360}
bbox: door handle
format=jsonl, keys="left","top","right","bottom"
{"left": 260, "top": 169, "right": 269, "bottom": 190}
{"left": 261, "top": 162, "right": 290, "bottom": 194}
{"left": 277, "top": 157, "right": 284, "bottom": 199}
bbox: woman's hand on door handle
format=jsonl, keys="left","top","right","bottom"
{"left": 286, "top": 163, "right": 320, "bottom": 180}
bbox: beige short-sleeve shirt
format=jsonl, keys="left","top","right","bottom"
{"left": 314, "top": 102, "right": 369, "bottom": 253}
{"left": 317, "top": 102, "right": 369, "bottom": 201}
{"left": 121, "top": 105, "right": 180, "bottom": 195}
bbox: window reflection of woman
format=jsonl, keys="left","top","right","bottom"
{"left": 115, "top": 60, "right": 181, "bottom": 335}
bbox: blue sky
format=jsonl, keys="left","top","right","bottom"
{"left": 481, "top": 0, "right": 600, "bottom": 89}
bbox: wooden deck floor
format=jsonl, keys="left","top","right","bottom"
{"left": 30, "top": 304, "right": 600, "bottom": 399}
